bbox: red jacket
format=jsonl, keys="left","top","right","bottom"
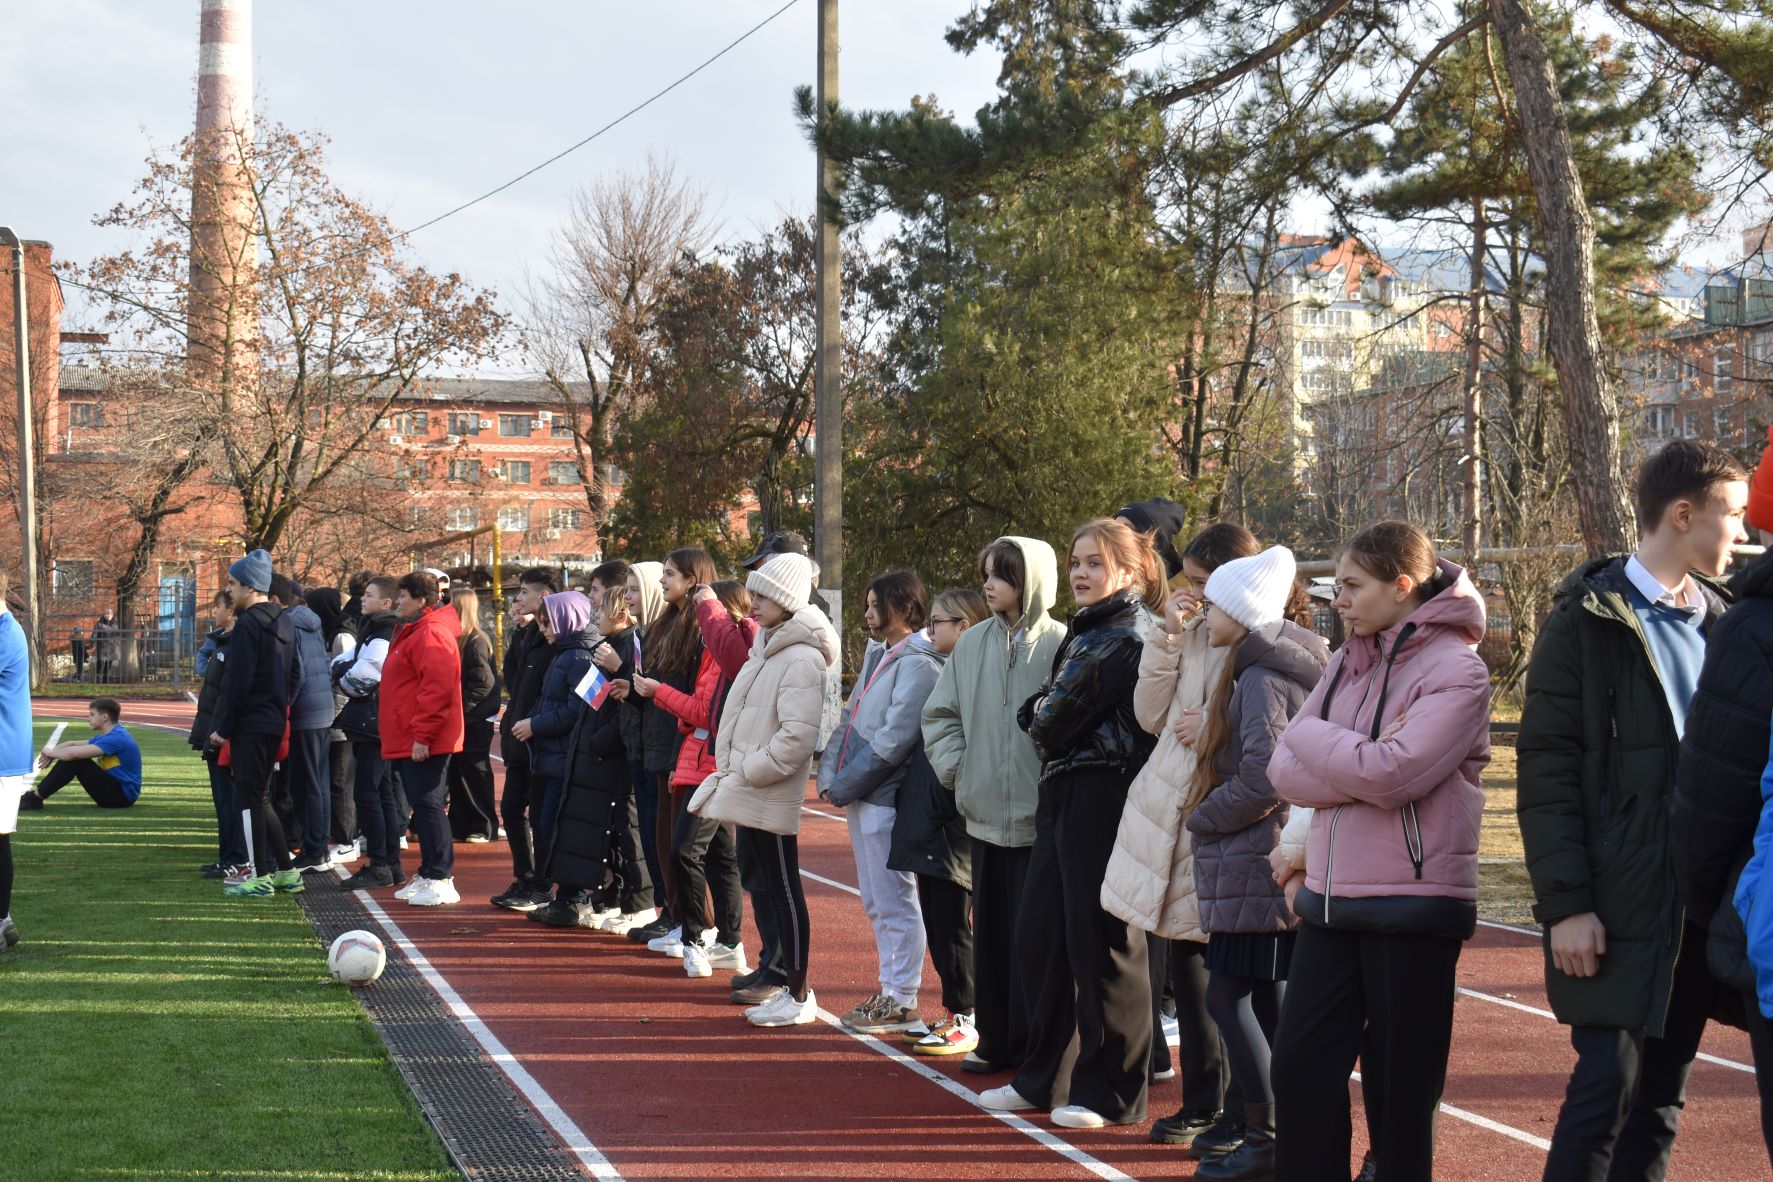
{"left": 379, "top": 604, "right": 465, "bottom": 760}
{"left": 654, "top": 648, "right": 720, "bottom": 789}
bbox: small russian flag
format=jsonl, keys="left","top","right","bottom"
{"left": 574, "top": 664, "right": 612, "bottom": 709}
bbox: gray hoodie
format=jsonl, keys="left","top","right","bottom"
{"left": 822, "top": 629, "right": 943, "bottom": 808}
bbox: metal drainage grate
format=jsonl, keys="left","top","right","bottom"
{"left": 300, "top": 875, "right": 589, "bottom": 1182}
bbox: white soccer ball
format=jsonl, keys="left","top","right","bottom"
{"left": 328, "top": 930, "right": 386, "bottom": 986}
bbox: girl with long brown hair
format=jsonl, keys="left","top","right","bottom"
{"left": 1182, "top": 546, "right": 1328, "bottom": 1180}
{"left": 447, "top": 588, "right": 501, "bottom": 843}
{"left": 979, "top": 518, "right": 1164, "bottom": 1130}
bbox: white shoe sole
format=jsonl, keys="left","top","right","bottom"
{"left": 749, "top": 1005, "right": 816, "bottom": 1028}
{"left": 1051, "top": 1106, "right": 1108, "bottom": 1129}
{"left": 393, "top": 880, "right": 427, "bottom": 901}
{"left": 408, "top": 892, "right": 460, "bottom": 907}
{"left": 684, "top": 960, "right": 713, "bottom": 979}
{"left": 978, "top": 1086, "right": 1038, "bottom": 1112}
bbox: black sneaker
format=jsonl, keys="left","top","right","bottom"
{"left": 340, "top": 865, "right": 395, "bottom": 890}
{"left": 730, "top": 966, "right": 764, "bottom": 991}
{"left": 17, "top": 791, "right": 42, "bottom": 811}
{"left": 491, "top": 881, "right": 544, "bottom": 911}
{"left": 1187, "top": 1113, "right": 1246, "bottom": 1159}
{"left": 533, "top": 898, "right": 587, "bottom": 928}
{"left": 628, "top": 915, "right": 674, "bottom": 943}
{"left": 1151, "top": 1108, "right": 1221, "bottom": 1147}
{"left": 290, "top": 854, "right": 331, "bottom": 875}
{"left": 199, "top": 862, "right": 225, "bottom": 879}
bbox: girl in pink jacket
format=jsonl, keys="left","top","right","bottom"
{"left": 1267, "top": 522, "right": 1491, "bottom": 1182}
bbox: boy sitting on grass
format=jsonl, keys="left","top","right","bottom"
{"left": 21, "top": 698, "right": 142, "bottom": 810}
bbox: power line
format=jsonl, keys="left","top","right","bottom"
{"left": 394, "top": 0, "right": 804, "bottom": 243}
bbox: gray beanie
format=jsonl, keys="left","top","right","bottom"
{"left": 229, "top": 548, "right": 273, "bottom": 594}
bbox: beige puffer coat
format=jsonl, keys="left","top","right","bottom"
{"left": 689, "top": 612, "right": 835, "bottom": 837}
{"left": 1100, "top": 618, "right": 1228, "bottom": 942}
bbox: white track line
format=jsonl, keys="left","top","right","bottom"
{"left": 819, "top": 1010, "right": 1136, "bottom": 1182}
{"left": 341, "top": 873, "right": 624, "bottom": 1180}
{"left": 1477, "top": 918, "right": 1542, "bottom": 937}
{"left": 1350, "top": 1070, "right": 1550, "bottom": 1152}
{"left": 800, "top": 804, "right": 847, "bottom": 823}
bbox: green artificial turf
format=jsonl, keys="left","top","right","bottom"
{"left": 0, "top": 721, "right": 456, "bottom": 1182}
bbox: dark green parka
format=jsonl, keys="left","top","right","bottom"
{"left": 1517, "top": 556, "right": 1728, "bottom": 1037}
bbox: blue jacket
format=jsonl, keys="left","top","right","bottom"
{"left": 0, "top": 611, "right": 31, "bottom": 777}
{"left": 283, "top": 604, "right": 335, "bottom": 732}
{"left": 529, "top": 629, "right": 598, "bottom": 782}
{"left": 1736, "top": 721, "right": 1773, "bottom": 1018}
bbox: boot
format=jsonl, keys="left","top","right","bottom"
{"left": 1151, "top": 1106, "right": 1221, "bottom": 1146}
{"left": 1195, "top": 1103, "right": 1275, "bottom": 1181}
{"left": 1188, "top": 1109, "right": 1246, "bottom": 1159}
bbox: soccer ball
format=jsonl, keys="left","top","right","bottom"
{"left": 328, "top": 930, "right": 386, "bottom": 986}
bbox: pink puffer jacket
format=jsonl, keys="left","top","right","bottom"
{"left": 1268, "top": 560, "right": 1491, "bottom": 933}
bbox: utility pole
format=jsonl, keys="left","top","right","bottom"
{"left": 1461, "top": 199, "right": 1486, "bottom": 564}
{"left": 814, "top": 0, "right": 843, "bottom": 661}
{"left": 0, "top": 228, "right": 41, "bottom": 688}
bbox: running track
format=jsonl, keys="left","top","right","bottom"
{"left": 64, "top": 699, "right": 1768, "bottom": 1181}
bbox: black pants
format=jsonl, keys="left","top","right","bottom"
{"left": 206, "top": 758, "right": 246, "bottom": 866}
{"left": 1539, "top": 921, "right": 1712, "bottom": 1182}
{"left": 1172, "top": 937, "right": 1238, "bottom": 1114}
{"left": 500, "top": 756, "right": 541, "bottom": 882}
{"left": 673, "top": 809, "right": 742, "bottom": 945}
{"left": 1011, "top": 769, "right": 1152, "bottom": 1123}
{"left": 1741, "top": 988, "right": 1773, "bottom": 1170}
{"left": 396, "top": 755, "right": 453, "bottom": 881}
{"left": 736, "top": 825, "right": 808, "bottom": 993}
{"left": 351, "top": 739, "right": 401, "bottom": 870}
{"left": 36, "top": 758, "right": 133, "bottom": 808}
{"left": 0, "top": 833, "right": 11, "bottom": 917}
{"left": 739, "top": 818, "right": 786, "bottom": 985}
{"left": 1273, "top": 923, "right": 1462, "bottom": 1182}
{"left": 328, "top": 739, "right": 355, "bottom": 845}
{"left": 229, "top": 732, "right": 293, "bottom": 874}
{"left": 653, "top": 773, "right": 683, "bottom": 917}
{"left": 634, "top": 766, "right": 667, "bottom": 920}
{"left": 288, "top": 728, "right": 331, "bottom": 859}
{"left": 1148, "top": 933, "right": 1173, "bottom": 1078}
{"left": 614, "top": 785, "right": 654, "bottom": 913}
{"left": 449, "top": 721, "right": 497, "bottom": 840}
{"left": 918, "top": 873, "right": 975, "bottom": 1014}
{"left": 972, "top": 836, "right": 1033, "bottom": 1067}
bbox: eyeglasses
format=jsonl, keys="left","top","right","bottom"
{"left": 928, "top": 616, "right": 961, "bottom": 627}
{"left": 1200, "top": 599, "right": 1218, "bottom": 614}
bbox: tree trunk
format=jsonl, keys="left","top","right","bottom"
{"left": 1487, "top": 0, "right": 1633, "bottom": 556}
{"left": 1462, "top": 199, "right": 1486, "bottom": 563}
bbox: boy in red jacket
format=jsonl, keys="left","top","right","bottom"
{"left": 380, "top": 571, "right": 464, "bottom": 907}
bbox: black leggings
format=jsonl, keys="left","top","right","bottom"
{"left": 1206, "top": 971, "right": 1286, "bottom": 1105}
{"left": 736, "top": 825, "right": 809, "bottom": 997}
{"left": 0, "top": 833, "right": 11, "bottom": 917}
{"left": 918, "top": 873, "right": 974, "bottom": 1014}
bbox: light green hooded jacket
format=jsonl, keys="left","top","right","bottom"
{"left": 920, "top": 536, "right": 1065, "bottom": 848}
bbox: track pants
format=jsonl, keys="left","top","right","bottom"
{"left": 736, "top": 825, "right": 809, "bottom": 991}
{"left": 848, "top": 799, "right": 925, "bottom": 1009}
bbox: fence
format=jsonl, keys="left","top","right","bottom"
{"left": 49, "top": 592, "right": 200, "bottom": 690}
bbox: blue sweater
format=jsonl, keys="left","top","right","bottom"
{"left": 0, "top": 611, "right": 30, "bottom": 777}
{"left": 1625, "top": 584, "right": 1707, "bottom": 739}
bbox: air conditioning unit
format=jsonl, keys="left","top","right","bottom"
{"left": 529, "top": 418, "right": 546, "bottom": 430}
{"left": 479, "top": 419, "right": 493, "bottom": 430}
{"left": 389, "top": 434, "right": 404, "bottom": 446}
{"left": 445, "top": 434, "right": 461, "bottom": 445}
{"left": 537, "top": 411, "right": 553, "bottom": 423}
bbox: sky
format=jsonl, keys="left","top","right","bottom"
{"left": 2, "top": 0, "right": 1005, "bottom": 356}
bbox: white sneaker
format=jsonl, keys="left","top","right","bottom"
{"left": 399, "top": 836, "right": 409, "bottom": 850}
{"left": 743, "top": 986, "right": 790, "bottom": 1020}
{"left": 647, "top": 925, "right": 685, "bottom": 954}
{"left": 583, "top": 902, "right": 620, "bottom": 927}
{"left": 330, "top": 843, "right": 359, "bottom": 863}
{"left": 683, "top": 944, "right": 713, "bottom": 978}
{"left": 602, "top": 907, "right": 658, "bottom": 934}
{"left": 393, "top": 875, "right": 431, "bottom": 901}
{"left": 1051, "top": 1105, "right": 1107, "bottom": 1129}
{"left": 979, "top": 1085, "right": 1038, "bottom": 1112}
{"left": 355, "top": 835, "right": 368, "bottom": 854}
{"left": 407, "top": 877, "right": 461, "bottom": 907}
{"left": 748, "top": 988, "right": 818, "bottom": 1027}
{"left": 706, "top": 941, "right": 749, "bottom": 973}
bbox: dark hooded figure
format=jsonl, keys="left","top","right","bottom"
{"left": 1117, "top": 498, "right": 1190, "bottom": 583}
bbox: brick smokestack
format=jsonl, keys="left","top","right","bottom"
{"left": 189, "top": 0, "right": 254, "bottom": 380}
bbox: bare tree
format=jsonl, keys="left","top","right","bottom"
{"left": 525, "top": 156, "right": 714, "bottom": 535}
{"left": 79, "top": 123, "right": 506, "bottom": 554}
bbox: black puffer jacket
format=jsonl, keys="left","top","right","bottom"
{"left": 211, "top": 601, "right": 290, "bottom": 740}
{"left": 1019, "top": 591, "right": 1156, "bottom": 785}
{"left": 459, "top": 631, "right": 500, "bottom": 724}
{"left": 642, "top": 637, "right": 700, "bottom": 775}
{"left": 189, "top": 626, "right": 231, "bottom": 753}
{"left": 1674, "top": 549, "right": 1773, "bottom": 994}
{"left": 1186, "top": 620, "right": 1327, "bottom": 934}
{"left": 544, "top": 667, "right": 632, "bottom": 890}
{"left": 500, "top": 622, "right": 551, "bottom": 766}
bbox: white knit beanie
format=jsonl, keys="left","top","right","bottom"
{"left": 747, "top": 553, "right": 813, "bottom": 615}
{"left": 1205, "top": 546, "right": 1297, "bottom": 631}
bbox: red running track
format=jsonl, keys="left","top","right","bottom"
{"left": 54, "top": 700, "right": 1768, "bottom": 1181}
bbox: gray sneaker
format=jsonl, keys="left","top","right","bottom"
{"left": 0, "top": 914, "right": 16, "bottom": 950}
{"left": 841, "top": 992, "right": 920, "bottom": 1034}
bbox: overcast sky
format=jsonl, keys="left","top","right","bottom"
{"left": 3, "top": 0, "right": 1003, "bottom": 353}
